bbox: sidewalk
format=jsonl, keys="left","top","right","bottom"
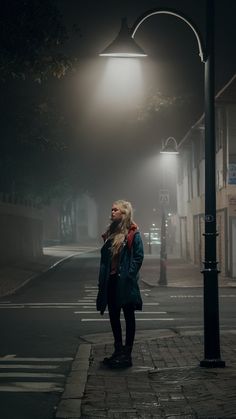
{"left": 73, "top": 330, "right": 236, "bottom": 419}
{"left": 141, "top": 255, "right": 236, "bottom": 288}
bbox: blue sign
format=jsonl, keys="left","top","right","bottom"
{"left": 228, "top": 164, "right": 236, "bottom": 184}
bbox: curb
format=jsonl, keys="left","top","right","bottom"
{"left": 141, "top": 276, "right": 236, "bottom": 288}
{"left": 56, "top": 344, "right": 92, "bottom": 419}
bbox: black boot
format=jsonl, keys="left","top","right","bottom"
{"left": 108, "top": 345, "right": 132, "bottom": 369}
{"left": 103, "top": 343, "right": 123, "bottom": 365}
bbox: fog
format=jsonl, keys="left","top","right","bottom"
{"left": 2, "top": 0, "right": 235, "bottom": 241}
{"left": 64, "top": 50, "right": 198, "bottom": 232}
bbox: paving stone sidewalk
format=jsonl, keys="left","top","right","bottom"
{"left": 141, "top": 256, "right": 236, "bottom": 288}
{"left": 80, "top": 331, "right": 236, "bottom": 419}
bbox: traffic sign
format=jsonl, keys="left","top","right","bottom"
{"left": 159, "top": 189, "right": 169, "bottom": 205}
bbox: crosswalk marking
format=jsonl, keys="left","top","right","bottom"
{"left": 0, "top": 364, "right": 58, "bottom": 369}
{"left": 0, "top": 372, "right": 64, "bottom": 378}
{"left": 0, "top": 356, "right": 72, "bottom": 393}
{"left": 74, "top": 311, "right": 97, "bottom": 314}
{"left": 78, "top": 299, "right": 94, "bottom": 303}
{"left": 0, "top": 302, "right": 93, "bottom": 306}
{"left": 0, "top": 382, "right": 63, "bottom": 392}
{"left": 0, "top": 356, "right": 72, "bottom": 361}
{"left": 74, "top": 311, "right": 166, "bottom": 314}
{"left": 171, "top": 295, "right": 236, "bottom": 298}
{"left": 0, "top": 303, "right": 93, "bottom": 309}
{"left": 81, "top": 318, "right": 175, "bottom": 322}
{"left": 78, "top": 284, "right": 173, "bottom": 323}
{"left": 171, "top": 295, "right": 202, "bottom": 298}
{"left": 0, "top": 302, "right": 160, "bottom": 309}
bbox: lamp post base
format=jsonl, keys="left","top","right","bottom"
{"left": 158, "top": 278, "right": 167, "bottom": 286}
{"left": 158, "top": 259, "right": 167, "bottom": 286}
{"left": 200, "top": 359, "right": 225, "bottom": 368}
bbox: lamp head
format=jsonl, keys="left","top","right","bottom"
{"left": 99, "top": 17, "right": 147, "bottom": 58}
{"left": 160, "top": 137, "right": 179, "bottom": 155}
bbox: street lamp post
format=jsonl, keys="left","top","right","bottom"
{"left": 99, "top": 0, "right": 225, "bottom": 368}
{"left": 159, "top": 208, "right": 167, "bottom": 286}
{"left": 159, "top": 137, "right": 179, "bottom": 286}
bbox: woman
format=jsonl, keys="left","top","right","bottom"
{"left": 96, "top": 200, "right": 144, "bottom": 368}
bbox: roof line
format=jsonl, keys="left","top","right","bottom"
{"left": 178, "top": 114, "right": 204, "bottom": 148}
{"left": 215, "top": 73, "right": 236, "bottom": 99}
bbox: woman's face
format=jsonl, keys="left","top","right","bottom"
{"left": 111, "top": 203, "right": 123, "bottom": 222}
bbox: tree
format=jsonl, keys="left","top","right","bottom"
{"left": 0, "top": 0, "right": 82, "bottom": 204}
{"left": 0, "top": 0, "right": 76, "bottom": 82}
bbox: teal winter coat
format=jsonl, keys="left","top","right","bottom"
{"left": 96, "top": 228, "right": 144, "bottom": 314}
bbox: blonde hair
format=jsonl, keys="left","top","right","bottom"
{"left": 107, "top": 200, "right": 134, "bottom": 255}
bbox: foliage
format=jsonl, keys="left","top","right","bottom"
{"left": 0, "top": 0, "right": 82, "bottom": 203}
{"left": 136, "top": 90, "right": 188, "bottom": 121}
{"left": 0, "top": 80, "right": 80, "bottom": 205}
{"left": 0, "top": 0, "right": 76, "bottom": 82}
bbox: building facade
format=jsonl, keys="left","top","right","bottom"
{"left": 42, "top": 193, "right": 98, "bottom": 245}
{"left": 177, "top": 74, "right": 236, "bottom": 278}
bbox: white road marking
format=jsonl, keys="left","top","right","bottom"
{"left": 0, "top": 372, "right": 64, "bottom": 378}
{"left": 0, "top": 302, "right": 94, "bottom": 309}
{"left": 84, "top": 288, "right": 151, "bottom": 292}
{"left": 0, "top": 356, "right": 71, "bottom": 393}
{"left": 29, "top": 306, "right": 77, "bottom": 309}
{"left": 171, "top": 295, "right": 202, "bottom": 298}
{"left": 0, "top": 302, "right": 92, "bottom": 306}
{"left": 78, "top": 299, "right": 94, "bottom": 303}
{"left": 81, "top": 318, "right": 175, "bottom": 322}
{"left": 0, "top": 302, "right": 161, "bottom": 309}
{"left": 83, "top": 305, "right": 95, "bottom": 308}
{"left": 74, "top": 311, "right": 166, "bottom": 315}
{"left": 0, "top": 382, "right": 63, "bottom": 392}
{"left": 74, "top": 311, "right": 98, "bottom": 314}
{"left": 0, "top": 364, "right": 58, "bottom": 369}
{"left": 171, "top": 295, "right": 236, "bottom": 298}
{"left": 0, "top": 357, "right": 72, "bottom": 362}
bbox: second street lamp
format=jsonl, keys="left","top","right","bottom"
{"left": 99, "top": 0, "right": 225, "bottom": 368}
{"left": 159, "top": 137, "right": 179, "bottom": 286}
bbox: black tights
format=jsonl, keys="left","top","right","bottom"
{"left": 107, "top": 275, "right": 136, "bottom": 349}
